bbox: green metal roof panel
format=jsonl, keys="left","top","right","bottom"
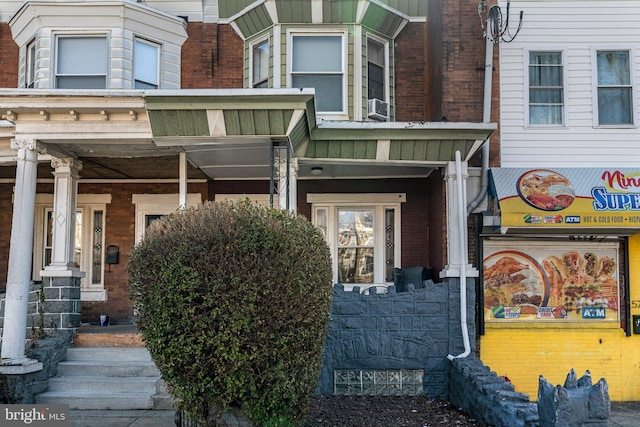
{"left": 276, "top": 0, "right": 312, "bottom": 23}
{"left": 219, "top": 0, "right": 257, "bottom": 19}
{"left": 148, "top": 110, "right": 209, "bottom": 137}
{"left": 223, "top": 109, "right": 293, "bottom": 136}
{"left": 290, "top": 112, "right": 310, "bottom": 154}
{"left": 323, "top": 0, "right": 358, "bottom": 23}
{"left": 389, "top": 140, "right": 476, "bottom": 162}
{"left": 362, "top": 3, "right": 406, "bottom": 36}
{"left": 306, "top": 140, "right": 377, "bottom": 159}
{"left": 235, "top": 4, "right": 274, "bottom": 36}
{"left": 382, "top": 0, "right": 428, "bottom": 17}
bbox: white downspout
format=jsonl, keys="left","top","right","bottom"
{"left": 467, "top": 34, "right": 494, "bottom": 214}
{"left": 448, "top": 150, "right": 471, "bottom": 360}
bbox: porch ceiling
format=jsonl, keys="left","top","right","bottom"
{"left": 0, "top": 89, "right": 495, "bottom": 180}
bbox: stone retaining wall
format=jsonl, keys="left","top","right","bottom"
{"left": 1, "top": 337, "right": 69, "bottom": 403}
{"left": 449, "top": 355, "right": 540, "bottom": 427}
{"left": 317, "top": 278, "right": 476, "bottom": 398}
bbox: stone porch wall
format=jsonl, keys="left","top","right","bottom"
{"left": 317, "top": 278, "right": 476, "bottom": 398}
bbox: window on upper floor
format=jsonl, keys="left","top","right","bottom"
{"left": 528, "top": 51, "right": 564, "bottom": 125}
{"left": 596, "top": 50, "right": 633, "bottom": 125}
{"left": 55, "top": 36, "right": 107, "bottom": 89}
{"left": 134, "top": 38, "right": 160, "bottom": 89}
{"left": 26, "top": 40, "right": 36, "bottom": 89}
{"left": 289, "top": 32, "right": 346, "bottom": 114}
{"left": 367, "top": 38, "right": 386, "bottom": 102}
{"left": 251, "top": 38, "right": 269, "bottom": 88}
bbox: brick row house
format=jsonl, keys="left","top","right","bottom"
{"left": 0, "top": 0, "right": 496, "bottom": 397}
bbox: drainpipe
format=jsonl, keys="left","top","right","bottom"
{"left": 467, "top": 34, "right": 494, "bottom": 214}
{"left": 448, "top": 151, "right": 471, "bottom": 360}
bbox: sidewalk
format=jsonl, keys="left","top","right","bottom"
{"left": 69, "top": 402, "right": 638, "bottom": 427}
{"left": 69, "top": 410, "right": 175, "bottom": 427}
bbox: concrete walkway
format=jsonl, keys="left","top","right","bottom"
{"left": 68, "top": 402, "right": 639, "bottom": 427}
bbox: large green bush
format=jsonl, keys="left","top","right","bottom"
{"left": 128, "top": 201, "right": 333, "bottom": 426}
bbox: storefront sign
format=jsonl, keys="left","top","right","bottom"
{"left": 489, "top": 168, "right": 640, "bottom": 228}
{"left": 483, "top": 241, "right": 619, "bottom": 322}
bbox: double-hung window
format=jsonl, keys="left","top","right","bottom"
{"left": 251, "top": 38, "right": 269, "bottom": 88}
{"left": 26, "top": 40, "right": 36, "bottom": 88}
{"left": 134, "top": 38, "right": 160, "bottom": 89}
{"left": 528, "top": 51, "right": 564, "bottom": 125}
{"left": 596, "top": 50, "right": 633, "bottom": 125}
{"left": 290, "top": 32, "right": 346, "bottom": 114}
{"left": 367, "top": 38, "right": 386, "bottom": 102}
{"left": 55, "top": 36, "right": 107, "bottom": 89}
{"left": 309, "top": 194, "right": 404, "bottom": 290}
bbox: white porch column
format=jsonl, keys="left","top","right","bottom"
{"left": 441, "top": 159, "right": 478, "bottom": 278}
{"left": 179, "top": 152, "right": 187, "bottom": 210}
{"left": 0, "top": 138, "right": 43, "bottom": 372}
{"left": 45, "top": 157, "right": 83, "bottom": 271}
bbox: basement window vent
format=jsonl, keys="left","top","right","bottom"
{"left": 334, "top": 369, "right": 423, "bottom": 396}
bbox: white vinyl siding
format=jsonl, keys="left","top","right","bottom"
{"left": 500, "top": 1, "right": 640, "bottom": 168}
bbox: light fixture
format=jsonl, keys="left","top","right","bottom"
{"left": 310, "top": 166, "right": 323, "bottom": 176}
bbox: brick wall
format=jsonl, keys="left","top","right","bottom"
{"left": 395, "top": 23, "right": 427, "bottom": 121}
{"left": 0, "top": 23, "right": 19, "bottom": 88}
{"left": 181, "top": 22, "right": 243, "bottom": 89}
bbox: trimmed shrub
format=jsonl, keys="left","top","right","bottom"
{"left": 128, "top": 200, "right": 333, "bottom": 426}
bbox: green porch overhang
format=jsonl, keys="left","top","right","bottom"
{"left": 219, "top": 0, "right": 426, "bottom": 39}
{"left": 0, "top": 89, "right": 495, "bottom": 180}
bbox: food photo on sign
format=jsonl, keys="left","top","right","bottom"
{"left": 483, "top": 241, "right": 619, "bottom": 322}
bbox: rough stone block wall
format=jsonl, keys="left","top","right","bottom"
{"left": 2, "top": 337, "right": 69, "bottom": 404}
{"left": 449, "top": 356, "right": 539, "bottom": 427}
{"left": 317, "top": 278, "right": 476, "bottom": 398}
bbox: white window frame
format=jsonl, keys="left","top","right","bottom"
{"left": 525, "top": 49, "right": 567, "bottom": 127}
{"left": 591, "top": 47, "right": 637, "bottom": 127}
{"left": 308, "top": 193, "right": 404, "bottom": 290}
{"left": 33, "top": 194, "right": 111, "bottom": 301}
{"left": 287, "top": 29, "right": 348, "bottom": 118}
{"left": 26, "top": 39, "right": 36, "bottom": 89}
{"left": 134, "top": 37, "right": 160, "bottom": 89}
{"left": 53, "top": 34, "right": 109, "bottom": 89}
{"left": 132, "top": 194, "right": 202, "bottom": 244}
{"left": 250, "top": 36, "right": 270, "bottom": 88}
{"left": 366, "top": 34, "right": 389, "bottom": 105}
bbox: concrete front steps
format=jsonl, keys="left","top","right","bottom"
{"left": 35, "top": 346, "right": 175, "bottom": 410}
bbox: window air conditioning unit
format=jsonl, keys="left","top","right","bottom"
{"left": 368, "top": 98, "right": 388, "bottom": 121}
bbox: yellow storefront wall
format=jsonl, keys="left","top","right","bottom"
{"left": 480, "top": 234, "right": 640, "bottom": 401}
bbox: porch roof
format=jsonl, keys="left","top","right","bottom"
{"left": 0, "top": 89, "right": 495, "bottom": 180}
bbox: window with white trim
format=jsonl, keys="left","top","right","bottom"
{"left": 367, "top": 38, "right": 386, "bottom": 102}
{"left": 289, "top": 32, "right": 346, "bottom": 113}
{"left": 133, "top": 194, "right": 202, "bottom": 244}
{"left": 309, "top": 194, "right": 403, "bottom": 289}
{"left": 34, "top": 195, "right": 110, "bottom": 301}
{"left": 55, "top": 36, "right": 108, "bottom": 89}
{"left": 528, "top": 51, "right": 564, "bottom": 125}
{"left": 26, "top": 40, "right": 36, "bottom": 89}
{"left": 596, "top": 50, "right": 633, "bottom": 125}
{"left": 251, "top": 38, "right": 269, "bottom": 88}
{"left": 134, "top": 38, "right": 160, "bottom": 89}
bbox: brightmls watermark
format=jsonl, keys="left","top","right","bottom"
{"left": 1, "top": 405, "right": 68, "bottom": 426}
